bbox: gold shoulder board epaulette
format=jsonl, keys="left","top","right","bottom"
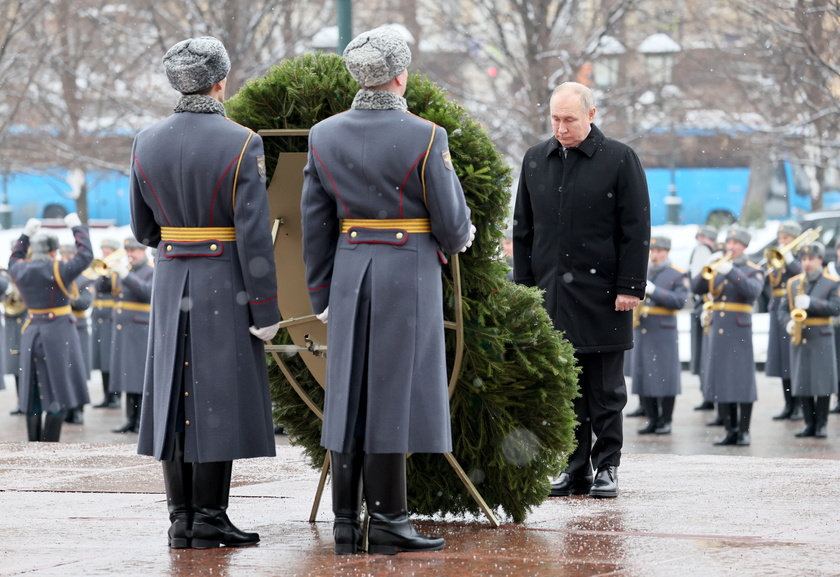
{"left": 822, "top": 268, "right": 840, "bottom": 282}
{"left": 671, "top": 265, "right": 687, "bottom": 274}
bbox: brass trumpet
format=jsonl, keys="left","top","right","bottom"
{"left": 90, "top": 248, "right": 126, "bottom": 277}
{"left": 701, "top": 253, "right": 733, "bottom": 280}
{"left": 764, "top": 226, "right": 822, "bottom": 271}
{"left": 791, "top": 275, "right": 808, "bottom": 346}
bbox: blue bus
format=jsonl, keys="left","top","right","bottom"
{"left": 0, "top": 171, "right": 131, "bottom": 226}
{"left": 646, "top": 162, "right": 812, "bottom": 226}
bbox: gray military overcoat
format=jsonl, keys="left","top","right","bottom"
{"left": 631, "top": 262, "right": 689, "bottom": 397}
{"left": 781, "top": 270, "right": 840, "bottom": 397}
{"left": 765, "top": 259, "right": 801, "bottom": 378}
{"left": 91, "top": 275, "right": 115, "bottom": 372}
{"left": 131, "top": 107, "right": 280, "bottom": 463}
{"left": 109, "top": 260, "right": 153, "bottom": 395}
{"left": 302, "top": 92, "right": 472, "bottom": 455}
{"left": 9, "top": 227, "right": 92, "bottom": 412}
{"left": 691, "top": 258, "right": 764, "bottom": 403}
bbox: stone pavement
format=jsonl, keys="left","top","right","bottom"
{"left": 1, "top": 370, "right": 839, "bottom": 577}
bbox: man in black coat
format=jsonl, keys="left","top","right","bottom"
{"left": 513, "top": 82, "right": 650, "bottom": 498}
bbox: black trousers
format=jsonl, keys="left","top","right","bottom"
{"left": 565, "top": 351, "right": 627, "bottom": 475}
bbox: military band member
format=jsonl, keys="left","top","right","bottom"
{"left": 688, "top": 226, "right": 717, "bottom": 413}
{"left": 0, "top": 269, "right": 9, "bottom": 397}
{"left": 303, "top": 27, "right": 473, "bottom": 554}
{"left": 109, "top": 237, "right": 153, "bottom": 434}
{"left": 60, "top": 243, "right": 95, "bottom": 425}
{"left": 782, "top": 243, "right": 840, "bottom": 438}
{"left": 827, "top": 244, "right": 840, "bottom": 414}
{"left": 131, "top": 36, "right": 280, "bottom": 550}
{"left": 92, "top": 239, "right": 121, "bottom": 409}
{"left": 691, "top": 226, "right": 763, "bottom": 446}
{"left": 4, "top": 243, "right": 27, "bottom": 415}
{"left": 9, "top": 215, "right": 92, "bottom": 442}
{"left": 765, "top": 221, "right": 803, "bottom": 421}
{"left": 633, "top": 236, "right": 689, "bottom": 435}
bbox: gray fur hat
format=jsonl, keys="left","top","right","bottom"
{"left": 101, "top": 238, "right": 120, "bottom": 251}
{"left": 30, "top": 233, "right": 59, "bottom": 255}
{"left": 343, "top": 27, "right": 411, "bottom": 87}
{"left": 778, "top": 220, "right": 802, "bottom": 238}
{"left": 59, "top": 243, "right": 77, "bottom": 255}
{"left": 725, "top": 225, "right": 751, "bottom": 247}
{"left": 124, "top": 236, "right": 145, "bottom": 250}
{"left": 163, "top": 37, "right": 231, "bottom": 94}
{"left": 650, "top": 235, "right": 671, "bottom": 251}
{"left": 799, "top": 242, "right": 825, "bottom": 260}
{"left": 696, "top": 226, "right": 717, "bottom": 242}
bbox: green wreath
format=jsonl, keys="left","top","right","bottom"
{"left": 226, "top": 53, "right": 579, "bottom": 523}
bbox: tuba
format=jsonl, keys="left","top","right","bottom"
{"left": 790, "top": 275, "right": 807, "bottom": 346}
{"left": 701, "top": 253, "right": 733, "bottom": 280}
{"left": 764, "top": 226, "right": 822, "bottom": 271}
{"left": 3, "top": 281, "right": 25, "bottom": 316}
{"left": 90, "top": 248, "right": 126, "bottom": 277}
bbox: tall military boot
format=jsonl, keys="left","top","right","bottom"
{"left": 794, "top": 396, "right": 816, "bottom": 437}
{"left": 64, "top": 406, "right": 84, "bottom": 424}
{"left": 95, "top": 372, "right": 120, "bottom": 408}
{"left": 112, "top": 393, "right": 139, "bottom": 433}
{"left": 637, "top": 396, "right": 660, "bottom": 434}
{"left": 655, "top": 396, "right": 675, "bottom": 434}
{"left": 330, "top": 437, "right": 364, "bottom": 554}
{"left": 191, "top": 461, "right": 259, "bottom": 549}
{"left": 10, "top": 377, "right": 23, "bottom": 415}
{"left": 364, "top": 453, "right": 444, "bottom": 555}
{"left": 42, "top": 413, "right": 63, "bottom": 442}
{"left": 830, "top": 392, "right": 840, "bottom": 414}
{"left": 736, "top": 403, "right": 752, "bottom": 446}
{"left": 772, "top": 380, "right": 795, "bottom": 420}
{"left": 162, "top": 433, "right": 193, "bottom": 548}
{"left": 814, "top": 396, "right": 830, "bottom": 438}
{"left": 713, "top": 403, "right": 739, "bottom": 445}
{"left": 26, "top": 414, "right": 42, "bottom": 441}
{"left": 789, "top": 381, "right": 804, "bottom": 421}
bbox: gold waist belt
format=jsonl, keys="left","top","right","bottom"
{"left": 804, "top": 318, "right": 831, "bottom": 326}
{"left": 93, "top": 299, "right": 113, "bottom": 308}
{"left": 115, "top": 302, "right": 151, "bottom": 312}
{"left": 340, "top": 218, "right": 431, "bottom": 233}
{"left": 29, "top": 305, "right": 72, "bottom": 317}
{"left": 641, "top": 306, "right": 678, "bottom": 316}
{"left": 772, "top": 288, "right": 786, "bottom": 297}
{"left": 707, "top": 302, "right": 753, "bottom": 313}
{"left": 72, "top": 310, "right": 87, "bottom": 318}
{"left": 160, "top": 227, "right": 236, "bottom": 241}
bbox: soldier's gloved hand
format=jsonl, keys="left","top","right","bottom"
{"left": 715, "top": 259, "right": 733, "bottom": 276}
{"left": 110, "top": 258, "right": 130, "bottom": 279}
{"left": 23, "top": 218, "right": 41, "bottom": 237}
{"left": 786, "top": 319, "right": 795, "bottom": 335}
{"left": 459, "top": 223, "right": 477, "bottom": 253}
{"left": 644, "top": 283, "right": 655, "bottom": 297}
{"left": 700, "top": 309, "right": 710, "bottom": 326}
{"left": 249, "top": 321, "right": 281, "bottom": 341}
{"left": 316, "top": 307, "right": 329, "bottom": 324}
{"left": 783, "top": 250, "right": 794, "bottom": 264}
{"left": 64, "top": 213, "right": 82, "bottom": 228}
{"left": 707, "top": 251, "right": 723, "bottom": 264}
{"left": 794, "top": 294, "right": 811, "bottom": 310}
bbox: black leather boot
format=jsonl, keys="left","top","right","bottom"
{"left": 814, "top": 396, "right": 830, "bottom": 438}
{"left": 795, "top": 397, "right": 816, "bottom": 437}
{"left": 191, "top": 461, "right": 259, "bottom": 549}
{"left": 772, "top": 380, "right": 794, "bottom": 420}
{"left": 64, "top": 407, "right": 84, "bottom": 424}
{"left": 637, "top": 396, "right": 659, "bottom": 434}
{"left": 330, "top": 438, "right": 364, "bottom": 554}
{"left": 736, "top": 403, "right": 752, "bottom": 446}
{"left": 364, "top": 453, "right": 444, "bottom": 555}
{"left": 713, "top": 403, "right": 739, "bottom": 445}
{"left": 694, "top": 400, "right": 714, "bottom": 411}
{"left": 26, "top": 414, "right": 42, "bottom": 441}
{"left": 112, "top": 393, "right": 140, "bottom": 433}
{"left": 830, "top": 393, "right": 840, "bottom": 414}
{"left": 162, "top": 433, "right": 193, "bottom": 548}
{"left": 42, "top": 413, "right": 63, "bottom": 442}
{"left": 95, "top": 372, "right": 120, "bottom": 408}
{"left": 9, "top": 377, "right": 23, "bottom": 415}
{"left": 706, "top": 403, "right": 724, "bottom": 427}
{"left": 655, "top": 396, "right": 675, "bottom": 434}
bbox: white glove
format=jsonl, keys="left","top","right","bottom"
{"left": 64, "top": 213, "right": 82, "bottom": 228}
{"left": 23, "top": 218, "right": 41, "bottom": 237}
{"left": 249, "top": 321, "right": 281, "bottom": 341}
{"left": 316, "top": 307, "right": 329, "bottom": 324}
{"left": 783, "top": 250, "right": 794, "bottom": 264}
{"left": 715, "top": 259, "right": 733, "bottom": 276}
{"left": 459, "top": 223, "right": 477, "bottom": 253}
{"left": 110, "top": 258, "right": 130, "bottom": 279}
{"left": 794, "top": 294, "right": 811, "bottom": 310}
{"left": 644, "top": 283, "right": 656, "bottom": 296}
{"left": 707, "top": 251, "right": 723, "bottom": 264}
{"left": 700, "top": 309, "right": 710, "bottom": 326}
{"left": 786, "top": 319, "right": 795, "bottom": 335}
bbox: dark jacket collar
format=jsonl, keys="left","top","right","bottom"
{"left": 543, "top": 124, "right": 604, "bottom": 158}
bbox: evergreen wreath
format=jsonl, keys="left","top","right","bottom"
{"left": 226, "top": 53, "right": 579, "bottom": 523}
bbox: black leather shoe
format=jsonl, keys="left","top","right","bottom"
{"left": 736, "top": 431, "right": 750, "bottom": 446}
{"left": 589, "top": 466, "right": 618, "bottom": 498}
{"left": 706, "top": 415, "right": 724, "bottom": 427}
{"left": 713, "top": 430, "right": 739, "bottom": 445}
{"left": 789, "top": 405, "right": 804, "bottom": 421}
{"left": 64, "top": 409, "right": 84, "bottom": 424}
{"left": 772, "top": 404, "right": 793, "bottom": 420}
{"left": 694, "top": 401, "right": 714, "bottom": 411}
{"left": 830, "top": 403, "right": 840, "bottom": 414}
{"left": 654, "top": 422, "right": 672, "bottom": 435}
{"left": 637, "top": 420, "right": 658, "bottom": 434}
{"left": 549, "top": 472, "right": 593, "bottom": 497}
{"left": 367, "top": 514, "right": 444, "bottom": 555}
{"left": 795, "top": 424, "right": 816, "bottom": 438}
{"left": 9, "top": 408, "right": 23, "bottom": 416}
{"left": 626, "top": 405, "right": 645, "bottom": 417}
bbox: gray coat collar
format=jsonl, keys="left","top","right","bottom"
{"left": 351, "top": 89, "right": 408, "bottom": 111}
{"left": 174, "top": 94, "right": 227, "bottom": 117}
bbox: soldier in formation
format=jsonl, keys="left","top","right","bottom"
{"left": 60, "top": 242, "right": 95, "bottom": 425}
{"left": 91, "top": 239, "right": 121, "bottom": 409}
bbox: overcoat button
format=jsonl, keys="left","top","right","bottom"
{"left": 184, "top": 361, "right": 189, "bottom": 366}
{"left": 166, "top": 245, "right": 173, "bottom": 252}
{"left": 185, "top": 420, "right": 190, "bottom": 426}
{"left": 116, "top": 324, "right": 122, "bottom": 330}
{"left": 184, "top": 391, "right": 189, "bottom": 397}
{"left": 641, "top": 328, "right": 647, "bottom": 334}
{"left": 718, "top": 328, "right": 724, "bottom": 334}
{"left": 350, "top": 231, "right": 358, "bottom": 238}
{"left": 210, "top": 244, "right": 217, "bottom": 251}
{"left": 396, "top": 232, "right": 404, "bottom": 240}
